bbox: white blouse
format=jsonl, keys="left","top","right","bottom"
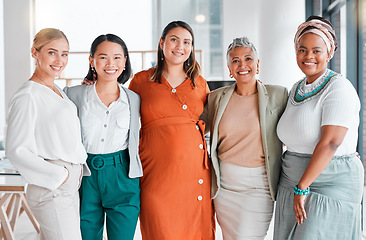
{"left": 5, "top": 81, "right": 87, "bottom": 190}
{"left": 80, "top": 84, "right": 130, "bottom": 154}
{"left": 277, "top": 69, "right": 360, "bottom": 156}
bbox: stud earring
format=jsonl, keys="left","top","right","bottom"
{"left": 229, "top": 74, "right": 233, "bottom": 78}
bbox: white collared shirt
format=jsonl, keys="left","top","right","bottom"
{"left": 80, "top": 84, "right": 130, "bottom": 154}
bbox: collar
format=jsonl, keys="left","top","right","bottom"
{"left": 86, "top": 83, "right": 128, "bottom": 104}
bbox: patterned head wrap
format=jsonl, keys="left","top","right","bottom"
{"left": 294, "top": 17, "right": 337, "bottom": 59}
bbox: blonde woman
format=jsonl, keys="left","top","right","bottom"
{"left": 5, "top": 28, "right": 87, "bottom": 240}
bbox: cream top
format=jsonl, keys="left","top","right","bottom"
{"left": 5, "top": 81, "right": 87, "bottom": 190}
{"left": 218, "top": 91, "right": 265, "bottom": 167}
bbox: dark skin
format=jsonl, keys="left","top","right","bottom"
{"left": 294, "top": 125, "right": 347, "bottom": 224}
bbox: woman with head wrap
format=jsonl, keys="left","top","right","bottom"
{"left": 274, "top": 16, "right": 363, "bottom": 239}
{"left": 201, "top": 36, "right": 288, "bottom": 239}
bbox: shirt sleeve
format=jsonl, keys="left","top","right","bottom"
{"left": 5, "top": 93, "right": 68, "bottom": 190}
{"left": 321, "top": 78, "right": 360, "bottom": 129}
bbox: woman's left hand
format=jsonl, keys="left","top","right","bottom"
{"left": 293, "top": 194, "right": 307, "bottom": 225}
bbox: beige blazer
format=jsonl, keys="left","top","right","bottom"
{"left": 201, "top": 81, "right": 288, "bottom": 200}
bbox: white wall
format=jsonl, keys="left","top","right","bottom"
{"left": 0, "top": 0, "right": 4, "bottom": 138}
{"left": 223, "top": 0, "right": 305, "bottom": 89}
{"left": 0, "top": 0, "right": 307, "bottom": 138}
{"left": 3, "top": 0, "right": 33, "bottom": 129}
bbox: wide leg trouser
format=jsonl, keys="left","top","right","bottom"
{"left": 79, "top": 150, "right": 140, "bottom": 240}
{"left": 26, "top": 160, "right": 83, "bottom": 240}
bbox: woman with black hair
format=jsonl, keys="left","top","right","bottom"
{"left": 64, "top": 34, "right": 143, "bottom": 240}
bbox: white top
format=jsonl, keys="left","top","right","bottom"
{"left": 80, "top": 84, "right": 130, "bottom": 154}
{"left": 5, "top": 81, "right": 87, "bottom": 190}
{"left": 277, "top": 69, "right": 360, "bottom": 155}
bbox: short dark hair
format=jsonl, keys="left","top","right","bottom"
{"left": 85, "top": 34, "right": 132, "bottom": 84}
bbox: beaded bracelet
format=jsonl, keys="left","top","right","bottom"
{"left": 294, "top": 185, "right": 310, "bottom": 195}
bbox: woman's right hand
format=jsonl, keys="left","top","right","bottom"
{"left": 81, "top": 78, "right": 95, "bottom": 85}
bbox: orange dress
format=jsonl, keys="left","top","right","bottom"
{"left": 129, "top": 68, "right": 215, "bottom": 240}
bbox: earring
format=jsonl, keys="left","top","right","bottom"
{"left": 229, "top": 74, "right": 233, "bottom": 78}
{"left": 161, "top": 56, "right": 164, "bottom": 61}
{"left": 256, "top": 69, "right": 259, "bottom": 74}
{"left": 91, "top": 67, "right": 97, "bottom": 81}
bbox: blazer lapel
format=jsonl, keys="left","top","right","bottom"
{"left": 123, "top": 88, "right": 136, "bottom": 143}
{"left": 211, "top": 84, "right": 236, "bottom": 153}
{"left": 257, "top": 81, "right": 269, "bottom": 153}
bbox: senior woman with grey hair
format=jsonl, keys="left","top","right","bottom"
{"left": 201, "top": 36, "right": 288, "bottom": 239}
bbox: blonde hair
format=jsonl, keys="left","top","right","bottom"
{"left": 32, "top": 28, "right": 68, "bottom": 51}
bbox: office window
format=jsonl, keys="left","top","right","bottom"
{"left": 35, "top": 0, "right": 154, "bottom": 87}
{"left": 34, "top": 0, "right": 223, "bottom": 87}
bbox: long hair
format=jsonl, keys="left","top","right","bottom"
{"left": 150, "top": 21, "right": 200, "bottom": 87}
{"left": 85, "top": 34, "right": 132, "bottom": 84}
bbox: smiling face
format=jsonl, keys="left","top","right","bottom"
{"left": 159, "top": 27, "right": 193, "bottom": 67}
{"left": 227, "top": 46, "right": 259, "bottom": 85}
{"left": 296, "top": 33, "right": 329, "bottom": 83}
{"left": 90, "top": 41, "right": 126, "bottom": 82}
{"left": 32, "top": 38, "right": 69, "bottom": 79}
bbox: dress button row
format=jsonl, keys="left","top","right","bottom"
{"left": 198, "top": 179, "right": 203, "bottom": 184}
{"left": 197, "top": 196, "right": 203, "bottom": 201}
{"left": 101, "top": 139, "right": 104, "bottom": 142}
{"left": 106, "top": 111, "right": 109, "bottom": 114}
{"left": 104, "top": 124, "right": 107, "bottom": 128}
{"left": 171, "top": 89, "right": 176, "bottom": 93}
{"left": 182, "top": 105, "right": 187, "bottom": 110}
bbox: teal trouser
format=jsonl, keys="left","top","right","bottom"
{"left": 79, "top": 150, "right": 140, "bottom": 240}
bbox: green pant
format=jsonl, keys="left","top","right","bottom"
{"left": 79, "top": 150, "right": 140, "bottom": 240}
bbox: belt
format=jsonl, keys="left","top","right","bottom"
{"left": 87, "top": 149, "right": 128, "bottom": 171}
{"left": 142, "top": 117, "right": 209, "bottom": 169}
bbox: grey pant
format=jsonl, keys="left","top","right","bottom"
{"left": 26, "top": 160, "right": 83, "bottom": 240}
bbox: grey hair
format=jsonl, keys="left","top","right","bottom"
{"left": 226, "top": 37, "right": 258, "bottom": 62}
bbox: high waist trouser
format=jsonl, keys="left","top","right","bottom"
{"left": 26, "top": 160, "right": 83, "bottom": 240}
{"left": 79, "top": 149, "right": 140, "bottom": 240}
